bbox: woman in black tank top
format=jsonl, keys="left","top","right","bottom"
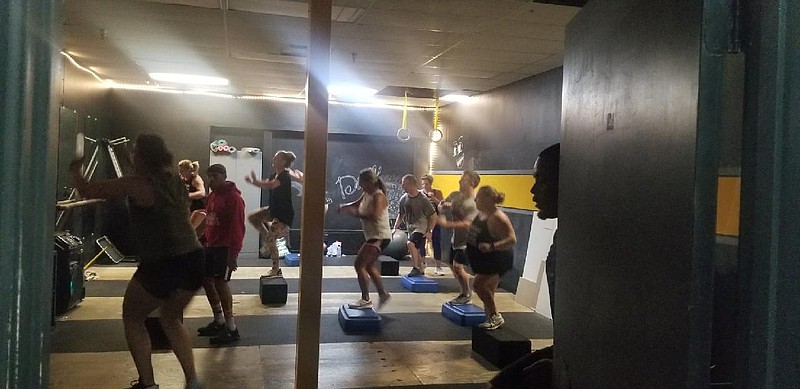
{"left": 245, "top": 150, "right": 302, "bottom": 278}
{"left": 178, "top": 159, "right": 207, "bottom": 230}
{"left": 467, "top": 186, "right": 517, "bottom": 331}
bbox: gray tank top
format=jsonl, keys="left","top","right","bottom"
{"left": 359, "top": 191, "right": 391, "bottom": 241}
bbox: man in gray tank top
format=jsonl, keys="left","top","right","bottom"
{"left": 393, "top": 174, "right": 437, "bottom": 277}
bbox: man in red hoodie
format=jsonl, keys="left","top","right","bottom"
{"left": 197, "top": 164, "right": 245, "bottom": 345}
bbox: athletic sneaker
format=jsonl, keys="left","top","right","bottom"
{"left": 264, "top": 268, "right": 282, "bottom": 278}
{"left": 348, "top": 298, "right": 373, "bottom": 309}
{"left": 185, "top": 379, "right": 203, "bottom": 389}
{"left": 377, "top": 293, "right": 392, "bottom": 310}
{"left": 407, "top": 267, "right": 423, "bottom": 277}
{"left": 129, "top": 380, "right": 158, "bottom": 389}
{"left": 478, "top": 313, "right": 504, "bottom": 330}
{"left": 448, "top": 295, "right": 471, "bottom": 305}
{"left": 210, "top": 328, "right": 240, "bottom": 345}
{"left": 434, "top": 266, "right": 446, "bottom": 276}
{"left": 197, "top": 321, "right": 225, "bottom": 337}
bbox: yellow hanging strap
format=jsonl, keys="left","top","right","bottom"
{"left": 402, "top": 91, "right": 409, "bottom": 129}
{"left": 432, "top": 96, "right": 440, "bottom": 130}
{"left": 83, "top": 245, "right": 109, "bottom": 271}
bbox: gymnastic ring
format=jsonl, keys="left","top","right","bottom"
{"left": 396, "top": 128, "right": 411, "bottom": 142}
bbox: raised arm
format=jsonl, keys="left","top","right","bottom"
{"left": 485, "top": 211, "right": 517, "bottom": 252}
{"left": 244, "top": 170, "right": 282, "bottom": 190}
{"left": 69, "top": 158, "right": 154, "bottom": 206}
{"left": 188, "top": 175, "right": 206, "bottom": 200}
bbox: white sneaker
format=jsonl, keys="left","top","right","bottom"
{"left": 263, "top": 268, "right": 282, "bottom": 278}
{"left": 434, "top": 266, "right": 445, "bottom": 276}
{"left": 377, "top": 293, "right": 392, "bottom": 310}
{"left": 348, "top": 299, "right": 373, "bottom": 309}
{"left": 448, "top": 295, "right": 471, "bottom": 305}
{"left": 478, "top": 313, "right": 504, "bottom": 330}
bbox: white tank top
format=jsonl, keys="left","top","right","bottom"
{"left": 359, "top": 191, "right": 391, "bottom": 241}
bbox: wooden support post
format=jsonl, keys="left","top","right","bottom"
{"left": 294, "top": 0, "right": 331, "bottom": 388}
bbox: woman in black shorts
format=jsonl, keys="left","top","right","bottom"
{"left": 467, "top": 186, "right": 517, "bottom": 331}
{"left": 338, "top": 168, "right": 392, "bottom": 310}
{"left": 71, "top": 134, "right": 204, "bottom": 389}
{"left": 245, "top": 150, "right": 302, "bottom": 278}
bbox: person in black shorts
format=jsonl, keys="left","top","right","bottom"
{"left": 70, "top": 134, "right": 205, "bottom": 389}
{"left": 338, "top": 168, "right": 393, "bottom": 309}
{"left": 197, "top": 164, "right": 245, "bottom": 345}
{"left": 393, "top": 174, "right": 437, "bottom": 277}
{"left": 437, "top": 170, "right": 480, "bottom": 305}
{"left": 245, "top": 150, "right": 302, "bottom": 278}
{"left": 467, "top": 185, "right": 517, "bottom": 331}
{"left": 178, "top": 159, "right": 206, "bottom": 231}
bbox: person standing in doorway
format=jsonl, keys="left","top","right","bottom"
{"left": 338, "top": 168, "right": 393, "bottom": 309}
{"left": 70, "top": 134, "right": 204, "bottom": 389}
{"left": 245, "top": 150, "right": 302, "bottom": 278}
{"left": 393, "top": 174, "right": 437, "bottom": 277}
{"left": 420, "top": 174, "right": 446, "bottom": 275}
{"left": 468, "top": 186, "right": 516, "bottom": 331}
{"left": 437, "top": 170, "right": 480, "bottom": 305}
{"left": 197, "top": 164, "right": 245, "bottom": 345}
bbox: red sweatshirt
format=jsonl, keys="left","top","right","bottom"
{"left": 203, "top": 181, "right": 245, "bottom": 258}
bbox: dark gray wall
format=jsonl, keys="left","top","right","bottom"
{"left": 557, "top": 0, "right": 708, "bottom": 387}
{"left": 439, "top": 67, "right": 562, "bottom": 171}
{"left": 107, "top": 90, "right": 432, "bottom": 175}
{"left": 437, "top": 69, "right": 562, "bottom": 294}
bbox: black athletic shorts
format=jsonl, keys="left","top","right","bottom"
{"left": 467, "top": 246, "right": 514, "bottom": 276}
{"left": 205, "top": 246, "right": 234, "bottom": 281}
{"left": 367, "top": 238, "right": 391, "bottom": 251}
{"left": 133, "top": 248, "right": 204, "bottom": 299}
{"left": 448, "top": 247, "right": 470, "bottom": 266}
{"left": 408, "top": 231, "right": 426, "bottom": 249}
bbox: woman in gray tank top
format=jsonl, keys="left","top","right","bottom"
{"left": 70, "top": 134, "right": 203, "bottom": 389}
{"left": 338, "top": 168, "right": 392, "bottom": 310}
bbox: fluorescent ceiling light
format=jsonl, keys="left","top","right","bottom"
{"left": 327, "top": 85, "right": 377, "bottom": 98}
{"left": 441, "top": 93, "right": 473, "bottom": 102}
{"left": 149, "top": 73, "right": 229, "bottom": 86}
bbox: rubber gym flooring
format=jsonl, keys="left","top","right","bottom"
{"left": 49, "top": 255, "right": 553, "bottom": 388}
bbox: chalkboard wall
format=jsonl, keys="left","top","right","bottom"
{"left": 272, "top": 132, "right": 414, "bottom": 231}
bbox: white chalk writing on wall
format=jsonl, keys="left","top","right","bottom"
{"left": 333, "top": 165, "right": 404, "bottom": 218}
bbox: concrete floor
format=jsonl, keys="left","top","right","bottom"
{"left": 49, "top": 259, "right": 552, "bottom": 389}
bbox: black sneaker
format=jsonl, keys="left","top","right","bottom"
{"left": 407, "top": 267, "right": 423, "bottom": 277}
{"left": 210, "top": 328, "right": 240, "bottom": 345}
{"left": 197, "top": 321, "right": 225, "bottom": 337}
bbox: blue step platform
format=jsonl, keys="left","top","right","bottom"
{"left": 442, "top": 303, "right": 486, "bottom": 326}
{"left": 338, "top": 305, "right": 382, "bottom": 333}
{"left": 401, "top": 275, "right": 439, "bottom": 293}
{"left": 283, "top": 252, "right": 300, "bottom": 267}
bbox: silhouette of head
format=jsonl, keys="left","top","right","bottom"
{"left": 531, "top": 143, "right": 559, "bottom": 220}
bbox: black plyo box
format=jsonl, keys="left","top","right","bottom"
{"left": 471, "top": 326, "right": 531, "bottom": 368}
{"left": 260, "top": 276, "right": 288, "bottom": 305}
{"left": 378, "top": 256, "right": 399, "bottom": 276}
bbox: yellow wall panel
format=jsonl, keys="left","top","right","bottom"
{"left": 436, "top": 173, "right": 741, "bottom": 236}
{"left": 433, "top": 174, "right": 537, "bottom": 211}
{"left": 716, "top": 177, "right": 741, "bottom": 236}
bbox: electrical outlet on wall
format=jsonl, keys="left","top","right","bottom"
{"left": 606, "top": 112, "right": 615, "bottom": 131}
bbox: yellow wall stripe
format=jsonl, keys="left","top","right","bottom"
{"left": 717, "top": 176, "right": 741, "bottom": 237}
{"left": 434, "top": 173, "right": 741, "bottom": 237}
{"left": 433, "top": 174, "right": 536, "bottom": 211}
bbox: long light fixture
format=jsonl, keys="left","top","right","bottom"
{"left": 441, "top": 93, "right": 473, "bottom": 103}
{"left": 148, "top": 72, "right": 229, "bottom": 86}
